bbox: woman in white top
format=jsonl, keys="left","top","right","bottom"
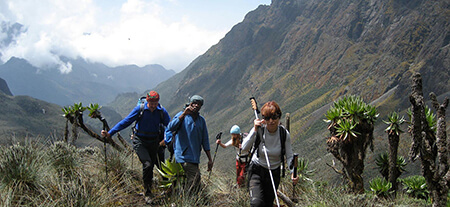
{"left": 241, "top": 101, "right": 299, "bottom": 207}
{"left": 216, "top": 125, "right": 249, "bottom": 187}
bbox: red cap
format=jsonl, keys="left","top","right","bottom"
{"left": 146, "top": 91, "right": 160, "bottom": 102}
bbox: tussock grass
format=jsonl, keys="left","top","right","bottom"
{"left": 0, "top": 138, "right": 141, "bottom": 206}
{"left": 0, "top": 136, "right": 431, "bottom": 206}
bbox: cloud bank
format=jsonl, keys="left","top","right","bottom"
{"left": 0, "top": 0, "right": 264, "bottom": 72}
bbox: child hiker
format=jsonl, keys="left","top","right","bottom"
{"left": 216, "top": 125, "right": 249, "bottom": 187}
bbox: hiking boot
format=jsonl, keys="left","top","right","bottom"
{"left": 144, "top": 186, "right": 152, "bottom": 197}
{"left": 144, "top": 195, "right": 154, "bottom": 205}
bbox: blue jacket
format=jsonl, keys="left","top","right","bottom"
{"left": 167, "top": 111, "right": 210, "bottom": 163}
{"left": 109, "top": 103, "right": 170, "bottom": 138}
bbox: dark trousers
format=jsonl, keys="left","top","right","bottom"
{"left": 248, "top": 163, "right": 281, "bottom": 207}
{"left": 182, "top": 162, "right": 201, "bottom": 193}
{"left": 156, "top": 146, "right": 165, "bottom": 169}
{"left": 133, "top": 136, "right": 159, "bottom": 196}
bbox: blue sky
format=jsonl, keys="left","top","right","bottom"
{"left": 0, "top": 0, "right": 271, "bottom": 73}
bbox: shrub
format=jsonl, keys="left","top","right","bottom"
{"left": 297, "top": 157, "right": 316, "bottom": 185}
{"left": 157, "top": 158, "right": 185, "bottom": 189}
{"left": 0, "top": 140, "right": 47, "bottom": 205}
{"left": 400, "top": 175, "right": 429, "bottom": 200}
{"left": 47, "top": 141, "right": 79, "bottom": 178}
{"left": 0, "top": 142, "right": 45, "bottom": 191}
{"left": 375, "top": 152, "right": 407, "bottom": 180}
{"left": 369, "top": 177, "right": 393, "bottom": 198}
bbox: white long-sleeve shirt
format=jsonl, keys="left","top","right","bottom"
{"left": 241, "top": 126, "right": 294, "bottom": 170}
{"left": 223, "top": 138, "right": 249, "bottom": 160}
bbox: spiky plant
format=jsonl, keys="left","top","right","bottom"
{"left": 62, "top": 102, "right": 86, "bottom": 144}
{"left": 0, "top": 141, "right": 47, "bottom": 205}
{"left": 87, "top": 103, "right": 102, "bottom": 118}
{"left": 157, "top": 158, "right": 185, "bottom": 189}
{"left": 335, "top": 119, "right": 360, "bottom": 143}
{"left": 324, "top": 107, "right": 342, "bottom": 126}
{"left": 400, "top": 175, "right": 428, "bottom": 200}
{"left": 324, "top": 95, "right": 378, "bottom": 193}
{"left": 383, "top": 111, "right": 406, "bottom": 193}
{"left": 369, "top": 177, "right": 392, "bottom": 198}
{"left": 297, "top": 158, "right": 316, "bottom": 184}
{"left": 406, "top": 105, "right": 436, "bottom": 133}
{"left": 395, "top": 156, "right": 407, "bottom": 173}
{"left": 375, "top": 152, "right": 389, "bottom": 180}
{"left": 424, "top": 106, "right": 437, "bottom": 132}
{"left": 375, "top": 152, "right": 407, "bottom": 181}
{"left": 47, "top": 141, "right": 79, "bottom": 179}
{"left": 325, "top": 95, "right": 378, "bottom": 141}
{"left": 383, "top": 111, "right": 405, "bottom": 136}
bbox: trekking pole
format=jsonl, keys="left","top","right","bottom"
{"left": 209, "top": 132, "right": 223, "bottom": 179}
{"left": 286, "top": 113, "right": 290, "bottom": 132}
{"left": 250, "top": 97, "right": 280, "bottom": 207}
{"left": 291, "top": 153, "right": 299, "bottom": 203}
{"left": 249, "top": 97, "right": 260, "bottom": 119}
{"left": 102, "top": 126, "right": 108, "bottom": 186}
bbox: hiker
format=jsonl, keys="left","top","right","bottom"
{"left": 241, "top": 101, "right": 299, "bottom": 207}
{"left": 216, "top": 125, "right": 249, "bottom": 187}
{"left": 166, "top": 95, "right": 213, "bottom": 192}
{"left": 101, "top": 91, "right": 170, "bottom": 203}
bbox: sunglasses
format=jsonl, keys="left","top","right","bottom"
{"left": 262, "top": 115, "right": 280, "bottom": 121}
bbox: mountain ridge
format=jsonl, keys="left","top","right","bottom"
{"left": 0, "top": 56, "right": 176, "bottom": 106}
{"left": 146, "top": 0, "right": 449, "bottom": 183}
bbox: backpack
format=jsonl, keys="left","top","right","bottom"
{"left": 237, "top": 133, "right": 249, "bottom": 163}
{"left": 248, "top": 125, "right": 288, "bottom": 177}
{"left": 132, "top": 97, "right": 165, "bottom": 141}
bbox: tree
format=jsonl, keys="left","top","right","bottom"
{"left": 62, "top": 102, "right": 129, "bottom": 152}
{"left": 383, "top": 111, "right": 406, "bottom": 192}
{"left": 409, "top": 73, "right": 449, "bottom": 207}
{"left": 325, "top": 95, "right": 378, "bottom": 193}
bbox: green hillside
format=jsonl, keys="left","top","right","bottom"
{"left": 0, "top": 93, "right": 65, "bottom": 143}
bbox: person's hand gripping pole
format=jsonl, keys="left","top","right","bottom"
{"left": 249, "top": 97, "right": 260, "bottom": 119}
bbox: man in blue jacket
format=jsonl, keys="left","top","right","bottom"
{"left": 101, "top": 91, "right": 170, "bottom": 203}
{"left": 166, "top": 95, "right": 213, "bottom": 192}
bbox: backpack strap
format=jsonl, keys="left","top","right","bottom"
{"left": 249, "top": 127, "right": 263, "bottom": 159}
{"left": 132, "top": 99, "right": 146, "bottom": 135}
{"left": 279, "top": 125, "right": 287, "bottom": 177}
{"left": 252, "top": 125, "right": 287, "bottom": 177}
{"left": 158, "top": 106, "right": 165, "bottom": 141}
{"left": 246, "top": 129, "right": 259, "bottom": 166}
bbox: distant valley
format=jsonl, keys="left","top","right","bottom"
{"left": 0, "top": 57, "right": 175, "bottom": 106}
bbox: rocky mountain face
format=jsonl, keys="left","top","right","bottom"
{"left": 157, "top": 0, "right": 448, "bottom": 129}
{"left": 148, "top": 0, "right": 448, "bottom": 182}
{"left": 0, "top": 77, "right": 12, "bottom": 96}
{"left": 0, "top": 57, "right": 175, "bottom": 106}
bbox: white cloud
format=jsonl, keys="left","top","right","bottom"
{"left": 0, "top": 0, "right": 269, "bottom": 72}
{"left": 73, "top": 0, "right": 223, "bottom": 70}
{"left": 0, "top": 0, "right": 98, "bottom": 72}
